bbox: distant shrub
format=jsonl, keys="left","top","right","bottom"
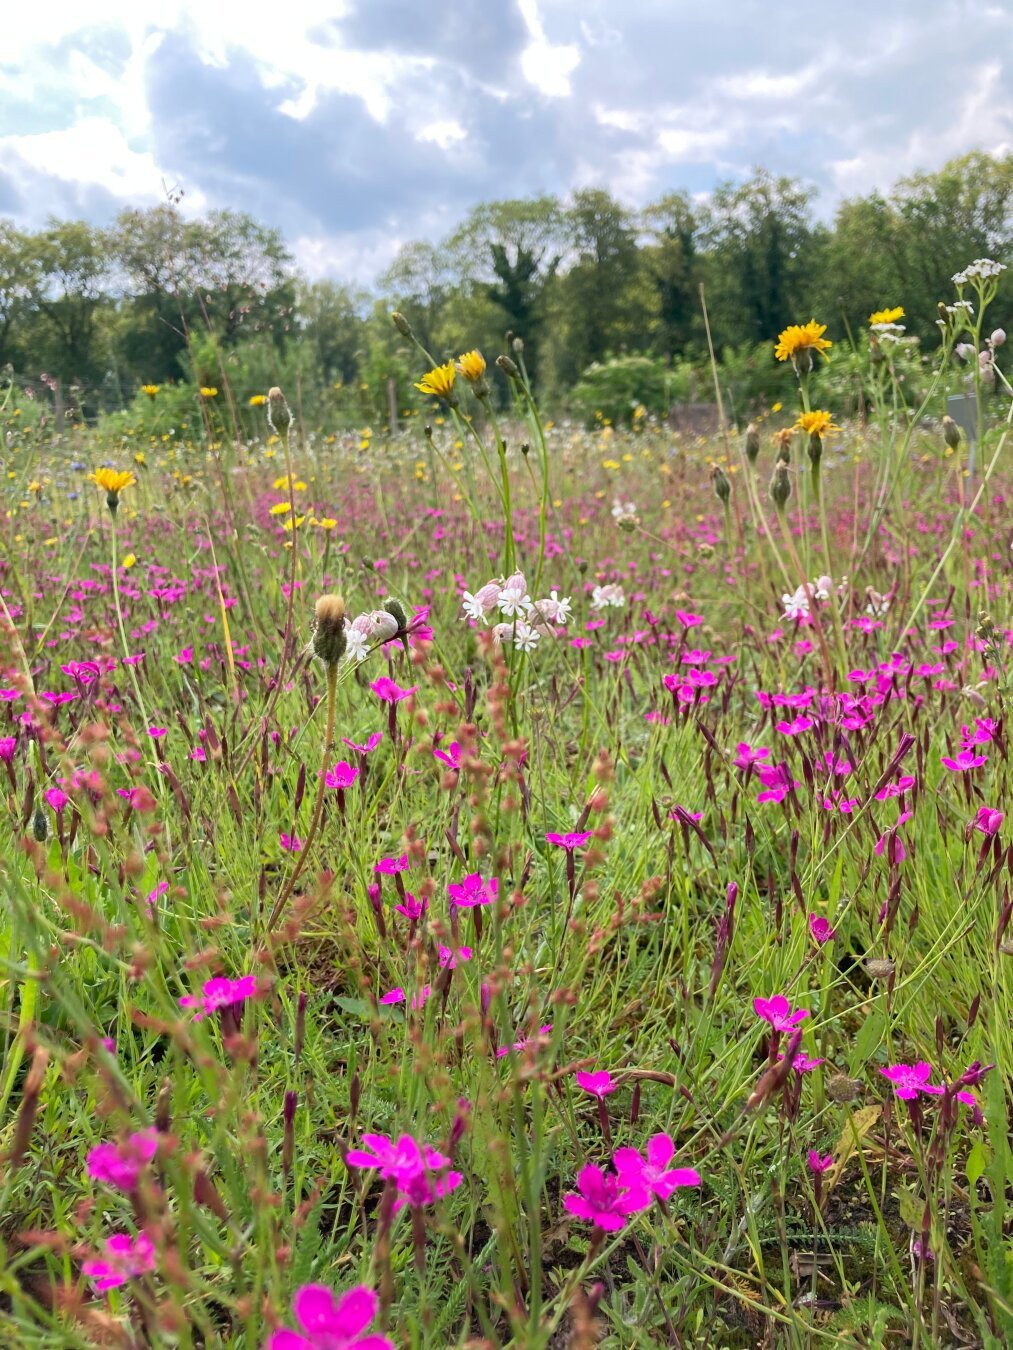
{"left": 570, "top": 355, "right": 679, "bottom": 427}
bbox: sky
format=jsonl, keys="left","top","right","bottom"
{"left": 1, "top": 0, "right": 1010, "bottom": 282}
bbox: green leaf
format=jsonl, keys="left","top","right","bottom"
{"left": 966, "top": 1139, "right": 990, "bottom": 1189}
{"left": 849, "top": 1006, "right": 886, "bottom": 1075}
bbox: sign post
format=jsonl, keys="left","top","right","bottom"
{"left": 947, "top": 393, "right": 979, "bottom": 479}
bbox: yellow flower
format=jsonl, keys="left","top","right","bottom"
{"left": 121, "top": 553, "right": 137, "bottom": 569}
{"left": 794, "top": 410, "right": 840, "bottom": 437}
{"left": 249, "top": 393, "right": 267, "bottom": 407}
{"left": 869, "top": 306, "right": 904, "bottom": 325}
{"left": 774, "top": 320, "right": 832, "bottom": 363}
{"left": 415, "top": 361, "right": 456, "bottom": 399}
{"left": 199, "top": 386, "right": 218, "bottom": 399}
{"left": 316, "top": 517, "right": 337, "bottom": 530}
{"left": 269, "top": 501, "right": 292, "bottom": 516}
{"left": 455, "top": 350, "right": 486, "bottom": 383}
{"left": 141, "top": 384, "right": 160, "bottom": 398}
{"left": 134, "top": 451, "right": 145, "bottom": 465}
{"left": 89, "top": 468, "right": 137, "bottom": 497}
{"left": 282, "top": 515, "right": 305, "bottom": 531}
{"left": 771, "top": 402, "right": 782, "bottom": 413}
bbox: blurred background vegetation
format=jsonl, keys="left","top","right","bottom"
{"left": 0, "top": 151, "right": 1009, "bottom": 432}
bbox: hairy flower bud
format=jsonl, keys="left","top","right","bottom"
{"left": 941, "top": 415, "right": 961, "bottom": 451}
{"left": 496, "top": 354, "right": 521, "bottom": 380}
{"left": 744, "top": 422, "right": 760, "bottom": 464}
{"left": 769, "top": 463, "right": 791, "bottom": 510}
{"left": 391, "top": 311, "right": 413, "bottom": 338}
{"left": 312, "top": 594, "right": 347, "bottom": 665}
{"left": 807, "top": 432, "right": 822, "bottom": 467}
{"left": 383, "top": 598, "right": 408, "bottom": 632}
{"left": 267, "top": 386, "right": 293, "bottom": 438}
{"left": 711, "top": 465, "right": 731, "bottom": 503}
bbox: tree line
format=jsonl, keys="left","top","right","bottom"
{"left": 0, "top": 151, "right": 1009, "bottom": 423}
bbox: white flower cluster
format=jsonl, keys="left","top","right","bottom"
{"left": 590, "top": 583, "right": 626, "bottom": 611}
{"left": 344, "top": 609, "right": 400, "bottom": 662}
{"left": 952, "top": 259, "right": 1006, "bottom": 286}
{"left": 461, "top": 572, "right": 573, "bottom": 653}
{"left": 781, "top": 575, "right": 847, "bottom": 621}
{"left": 611, "top": 498, "right": 637, "bottom": 522}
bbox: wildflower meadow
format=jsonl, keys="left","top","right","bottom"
{"left": 0, "top": 255, "right": 1011, "bottom": 1349}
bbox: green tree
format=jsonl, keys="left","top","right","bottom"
{"left": 0, "top": 223, "right": 42, "bottom": 372}
{"left": 31, "top": 220, "right": 113, "bottom": 398}
{"left": 639, "top": 192, "right": 702, "bottom": 360}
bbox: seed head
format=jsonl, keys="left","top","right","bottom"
{"left": 864, "top": 957, "right": 895, "bottom": 982}
{"left": 267, "top": 387, "right": 293, "bottom": 438}
{"left": 312, "top": 594, "right": 347, "bottom": 666}
{"left": 826, "top": 1074, "right": 864, "bottom": 1103}
{"left": 941, "top": 416, "right": 961, "bottom": 451}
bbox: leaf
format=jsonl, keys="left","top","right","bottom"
{"left": 334, "top": 998, "right": 373, "bottom": 1018}
{"left": 827, "top": 1104, "right": 881, "bottom": 1190}
{"left": 966, "top": 1139, "right": 990, "bottom": 1189}
{"left": 849, "top": 1007, "right": 886, "bottom": 1075}
{"left": 897, "top": 1186, "right": 924, "bottom": 1230}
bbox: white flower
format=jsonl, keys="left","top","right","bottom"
{"left": 782, "top": 588, "right": 810, "bottom": 621}
{"left": 512, "top": 622, "right": 541, "bottom": 653}
{"left": 461, "top": 591, "right": 487, "bottom": 623}
{"left": 498, "top": 585, "right": 532, "bottom": 619}
{"left": 611, "top": 499, "right": 636, "bottom": 520}
{"left": 591, "top": 583, "right": 626, "bottom": 611}
{"left": 550, "top": 590, "right": 573, "bottom": 624}
{"left": 345, "top": 628, "right": 369, "bottom": 662}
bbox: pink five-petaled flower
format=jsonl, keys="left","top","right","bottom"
{"left": 447, "top": 872, "right": 498, "bottom": 907}
{"left": 575, "top": 1070, "right": 618, "bottom": 1099}
{"left": 375, "top": 853, "right": 408, "bottom": 875}
{"left": 394, "top": 892, "right": 427, "bottom": 920}
{"left": 280, "top": 833, "right": 302, "bottom": 853}
{"left": 370, "top": 677, "right": 417, "bottom": 704}
{"left": 612, "top": 1133, "right": 701, "bottom": 1200}
{"left": 563, "top": 1164, "right": 650, "bottom": 1231}
{"left": 941, "top": 748, "right": 987, "bottom": 772}
{"left": 265, "top": 1282, "right": 393, "bottom": 1350}
{"left": 378, "top": 985, "right": 431, "bottom": 1009}
{"left": 496, "top": 1024, "right": 553, "bottom": 1058}
{"left": 972, "top": 806, "right": 1003, "bottom": 836}
{"left": 808, "top": 913, "right": 836, "bottom": 944}
{"left": 342, "top": 732, "right": 383, "bottom": 755}
{"left": 545, "top": 830, "right": 593, "bottom": 850}
{"left": 807, "top": 1151, "right": 834, "bottom": 1174}
{"left": 324, "top": 760, "right": 359, "bottom": 789}
{"left": 82, "top": 1232, "right": 157, "bottom": 1293}
{"left": 733, "top": 742, "right": 770, "bottom": 770}
{"left": 0, "top": 737, "right": 16, "bottom": 762}
{"left": 754, "top": 995, "right": 809, "bottom": 1032}
{"left": 344, "top": 1132, "right": 462, "bottom": 1212}
{"left": 179, "top": 974, "right": 258, "bottom": 1021}
{"left": 86, "top": 1129, "right": 159, "bottom": 1192}
{"left": 433, "top": 741, "right": 462, "bottom": 770}
{"left": 880, "top": 1062, "right": 942, "bottom": 1100}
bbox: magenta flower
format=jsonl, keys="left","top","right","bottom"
{"left": 753, "top": 995, "right": 809, "bottom": 1032}
{"left": 575, "top": 1070, "right": 618, "bottom": 1099}
{"left": 754, "top": 762, "right": 800, "bottom": 804}
{"left": 875, "top": 776, "right": 916, "bottom": 800}
{"left": 0, "top": 737, "right": 16, "bottom": 762}
{"left": 370, "top": 677, "right": 418, "bottom": 704}
{"left": 82, "top": 1232, "right": 157, "bottom": 1293}
{"left": 379, "top": 985, "right": 431, "bottom": 1009}
{"left": 179, "top": 974, "right": 258, "bottom": 1021}
{"left": 782, "top": 1051, "right": 825, "bottom": 1074}
{"left": 880, "top": 1062, "right": 943, "bottom": 1100}
{"left": 147, "top": 726, "right": 167, "bottom": 739}
{"left": 375, "top": 853, "right": 409, "bottom": 875}
{"left": 612, "top": 1133, "right": 701, "bottom": 1200}
{"left": 808, "top": 914, "right": 836, "bottom": 944}
{"left": 941, "top": 748, "right": 987, "bottom": 772}
{"left": 972, "top": 806, "right": 1003, "bottom": 836}
{"left": 324, "top": 760, "right": 359, "bottom": 789}
{"left": 496, "top": 1024, "right": 553, "bottom": 1058}
{"left": 266, "top": 1282, "right": 393, "bottom": 1350}
{"left": 44, "top": 787, "right": 69, "bottom": 812}
{"left": 342, "top": 732, "right": 383, "bottom": 755}
{"left": 807, "top": 1150, "right": 833, "bottom": 1174}
{"left": 733, "top": 742, "right": 770, "bottom": 770}
{"left": 545, "top": 830, "right": 593, "bottom": 850}
{"left": 394, "top": 893, "right": 427, "bottom": 920}
{"left": 344, "top": 1132, "right": 462, "bottom": 1211}
{"left": 875, "top": 810, "right": 913, "bottom": 861}
{"left": 433, "top": 741, "right": 462, "bottom": 770}
{"left": 87, "top": 1129, "right": 159, "bottom": 1192}
{"left": 563, "top": 1164, "right": 650, "bottom": 1231}
{"left": 447, "top": 872, "right": 498, "bottom": 907}
{"left": 280, "top": 832, "right": 303, "bottom": 853}
{"left": 437, "top": 944, "right": 472, "bottom": 969}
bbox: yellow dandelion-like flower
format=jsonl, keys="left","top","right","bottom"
{"left": 316, "top": 517, "right": 337, "bottom": 530}
{"left": 455, "top": 350, "right": 486, "bottom": 384}
{"left": 794, "top": 410, "right": 841, "bottom": 437}
{"left": 141, "top": 384, "right": 160, "bottom": 398}
{"left": 249, "top": 393, "right": 267, "bottom": 407}
{"left": 269, "top": 501, "right": 292, "bottom": 516}
{"left": 415, "top": 361, "right": 456, "bottom": 399}
{"left": 121, "top": 553, "right": 137, "bottom": 569}
{"left": 199, "top": 386, "right": 218, "bottom": 399}
{"left": 869, "top": 307, "right": 904, "bottom": 325}
{"left": 90, "top": 468, "right": 137, "bottom": 497}
{"left": 774, "top": 320, "right": 832, "bottom": 364}
{"left": 282, "top": 515, "right": 305, "bottom": 532}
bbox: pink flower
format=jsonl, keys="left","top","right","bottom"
{"left": 807, "top": 1150, "right": 833, "bottom": 1174}
{"left": 960, "top": 717, "right": 996, "bottom": 747}
{"left": 280, "top": 833, "right": 302, "bottom": 853}
{"left": 496, "top": 1024, "right": 553, "bottom": 1058}
{"left": 776, "top": 717, "right": 814, "bottom": 736}
{"left": 545, "top": 830, "right": 593, "bottom": 850}
{"left": 875, "top": 776, "right": 915, "bottom": 800}
{"left": 344, "top": 1132, "right": 462, "bottom": 1211}
{"left": 82, "top": 1232, "right": 157, "bottom": 1293}
{"left": 875, "top": 810, "right": 913, "bottom": 860}
{"left": 437, "top": 944, "right": 472, "bottom": 969}
{"left": 87, "top": 1130, "right": 159, "bottom": 1191}
{"left": 179, "top": 974, "right": 258, "bottom": 1021}
{"left": 612, "top": 1133, "right": 701, "bottom": 1200}
{"left": 733, "top": 742, "right": 770, "bottom": 770}
{"left": 754, "top": 763, "right": 799, "bottom": 804}
{"left": 324, "top": 760, "right": 359, "bottom": 789}
{"left": 941, "top": 748, "right": 987, "bottom": 772}
{"left": 394, "top": 893, "right": 427, "bottom": 920}
{"left": 266, "top": 1282, "right": 393, "bottom": 1350}
{"left": 44, "top": 787, "right": 69, "bottom": 812}
{"left": 753, "top": 995, "right": 809, "bottom": 1032}
{"left": 808, "top": 914, "right": 836, "bottom": 944}
{"left": 783, "top": 1051, "right": 825, "bottom": 1074}
{"left": 148, "top": 726, "right": 167, "bottom": 739}
{"left": 563, "top": 1164, "right": 650, "bottom": 1231}
{"left": 972, "top": 806, "right": 1003, "bottom": 836}
{"left": 447, "top": 872, "right": 498, "bottom": 907}
{"left": 378, "top": 986, "right": 431, "bottom": 1009}
{"left": 433, "top": 741, "right": 462, "bottom": 770}
{"left": 370, "top": 677, "right": 417, "bottom": 703}
{"left": 342, "top": 732, "right": 383, "bottom": 755}
{"left": 0, "top": 737, "right": 16, "bottom": 762}
{"left": 374, "top": 853, "right": 409, "bottom": 875}
{"left": 880, "top": 1062, "right": 942, "bottom": 1100}
{"left": 575, "top": 1070, "right": 617, "bottom": 1099}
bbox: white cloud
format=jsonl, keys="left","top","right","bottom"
{"left": 416, "top": 120, "right": 468, "bottom": 149}
{"left": 517, "top": 0, "right": 581, "bottom": 97}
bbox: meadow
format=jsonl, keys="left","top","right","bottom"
{"left": 0, "top": 262, "right": 1010, "bottom": 1349}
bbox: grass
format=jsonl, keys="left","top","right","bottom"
{"left": 0, "top": 280, "right": 1011, "bottom": 1349}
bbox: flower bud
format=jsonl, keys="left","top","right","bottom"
{"left": 312, "top": 594, "right": 347, "bottom": 665}
{"left": 941, "top": 415, "right": 961, "bottom": 451}
{"left": 989, "top": 327, "right": 1006, "bottom": 347}
{"left": 267, "top": 386, "right": 293, "bottom": 438}
{"left": 391, "top": 311, "right": 413, "bottom": 338}
{"left": 496, "top": 354, "right": 521, "bottom": 379}
{"left": 711, "top": 465, "right": 730, "bottom": 503}
{"left": 367, "top": 610, "right": 400, "bottom": 642}
{"left": 769, "top": 463, "right": 791, "bottom": 510}
{"left": 383, "top": 598, "right": 408, "bottom": 632}
{"left": 744, "top": 423, "right": 760, "bottom": 464}
{"left": 807, "top": 432, "right": 822, "bottom": 467}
